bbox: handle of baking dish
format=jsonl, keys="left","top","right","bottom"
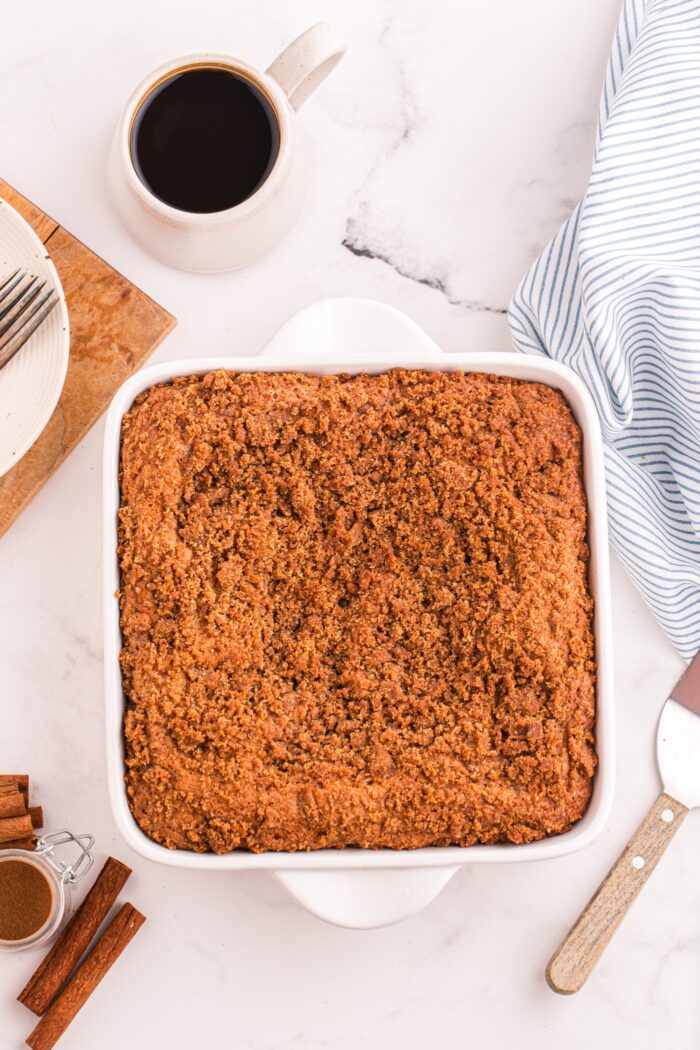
{"left": 260, "top": 298, "right": 446, "bottom": 361}
{"left": 271, "top": 866, "right": 459, "bottom": 929}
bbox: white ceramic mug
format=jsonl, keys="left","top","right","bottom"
{"left": 109, "top": 23, "right": 345, "bottom": 273}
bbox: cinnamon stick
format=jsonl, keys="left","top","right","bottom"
{"left": 19, "top": 856, "right": 132, "bottom": 1016}
{"left": 2, "top": 838, "right": 35, "bottom": 850}
{"left": 0, "top": 813, "right": 33, "bottom": 844}
{"left": 25, "top": 903, "right": 146, "bottom": 1050}
{"left": 0, "top": 789, "right": 27, "bottom": 819}
{"left": 28, "top": 807, "right": 43, "bottom": 830}
{"left": 0, "top": 775, "right": 29, "bottom": 800}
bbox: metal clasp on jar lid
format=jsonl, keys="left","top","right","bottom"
{"left": 35, "top": 830, "right": 95, "bottom": 885}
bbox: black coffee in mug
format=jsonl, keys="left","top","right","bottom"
{"left": 130, "top": 67, "right": 281, "bottom": 214}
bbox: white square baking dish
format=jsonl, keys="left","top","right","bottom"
{"left": 103, "top": 298, "right": 614, "bottom": 928}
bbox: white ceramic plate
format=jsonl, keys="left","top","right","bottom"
{"left": 0, "top": 198, "right": 70, "bottom": 477}
{"left": 103, "top": 298, "right": 614, "bottom": 929}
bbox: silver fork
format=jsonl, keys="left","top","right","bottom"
{"left": 0, "top": 269, "right": 60, "bottom": 373}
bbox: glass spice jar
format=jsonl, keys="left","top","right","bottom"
{"left": 0, "top": 831, "right": 94, "bottom": 953}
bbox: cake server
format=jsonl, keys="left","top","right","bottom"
{"left": 547, "top": 651, "right": 700, "bottom": 993}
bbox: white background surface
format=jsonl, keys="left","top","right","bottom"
{"left": 0, "top": 1, "right": 696, "bottom": 1047}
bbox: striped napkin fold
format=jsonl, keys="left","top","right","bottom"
{"left": 509, "top": 0, "right": 700, "bottom": 661}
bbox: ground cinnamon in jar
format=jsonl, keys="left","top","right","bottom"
{"left": 0, "top": 859, "right": 53, "bottom": 941}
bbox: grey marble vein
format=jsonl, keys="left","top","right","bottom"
{"left": 342, "top": 225, "right": 507, "bottom": 315}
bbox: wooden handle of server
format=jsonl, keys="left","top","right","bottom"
{"left": 546, "top": 793, "right": 688, "bottom": 994}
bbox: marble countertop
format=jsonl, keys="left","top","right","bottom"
{"left": 1, "top": 0, "right": 697, "bottom": 1047}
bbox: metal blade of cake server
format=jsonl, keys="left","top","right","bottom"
{"left": 657, "top": 650, "right": 700, "bottom": 810}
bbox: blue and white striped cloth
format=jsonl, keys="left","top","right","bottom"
{"left": 509, "top": 0, "right": 700, "bottom": 660}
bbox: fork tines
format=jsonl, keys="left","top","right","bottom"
{"left": 0, "top": 269, "right": 59, "bottom": 372}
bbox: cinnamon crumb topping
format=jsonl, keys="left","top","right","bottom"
{"left": 119, "top": 369, "right": 596, "bottom": 853}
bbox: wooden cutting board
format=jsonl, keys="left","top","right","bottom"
{"left": 0, "top": 179, "right": 176, "bottom": 538}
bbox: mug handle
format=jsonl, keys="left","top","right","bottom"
{"left": 266, "top": 22, "right": 346, "bottom": 110}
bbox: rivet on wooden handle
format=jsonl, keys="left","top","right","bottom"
{"left": 546, "top": 792, "right": 688, "bottom": 995}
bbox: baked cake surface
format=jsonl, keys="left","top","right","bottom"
{"left": 119, "top": 368, "right": 596, "bottom": 853}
